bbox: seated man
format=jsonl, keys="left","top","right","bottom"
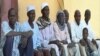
{"left": 19, "top": 5, "right": 43, "bottom": 56}
{"left": 37, "top": 2, "right": 59, "bottom": 56}
{"left": 63, "top": 9, "right": 79, "bottom": 56}
{"left": 71, "top": 10, "right": 83, "bottom": 56}
{"left": 83, "top": 9, "right": 98, "bottom": 49}
{"left": 79, "top": 28, "right": 98, "bottom": 56}
{"left": 2, "top": 8, "right": 32, "bottom": 56}
{"left": 52, "top": 10, "right": 71, "bottom": 56}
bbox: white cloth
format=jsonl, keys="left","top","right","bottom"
{"left": 27, "top": 5, "right": 35, "bottom": 12}
{"left": 21, "top": 21, "right": 42, "bottom": 49}
{"left": 96, "top": 40, "right": 100, "bottom": 56}
{"left": 71, "top": 21, "right": 84, "bottom": 56}
{"left": 41, "top": 2, "right": 48, "bottom": 10}
{"left": 63, "top": 44, "right": 69, "bottom": 56}
{"left": 68, "top": 43, "right": 81, "bottom": 56}
{"left": 75, "top": 43, "right": 81, "bottom": 56}
{"left": 71, "top": 21, "right": 84, "bottom": 43}
{"left": 40, "top": 23, "right": 55, "bottom": 47}
{"left": 2, "top": 21, "right": 21, "bottom": 56}
{"left": 53, "top": 22, "right": 71, "bottom": 56}
{"left": 53, "top": 22, "right": 71, "bottom": 43}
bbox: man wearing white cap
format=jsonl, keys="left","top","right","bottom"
{"left": 19, "top": 5, "right": 44, "bottom": 56}
{"left": 37, "top": 2, "right": 60, "bottom": 56}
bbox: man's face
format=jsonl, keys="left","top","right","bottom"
{"left": 42, "top": 6, "right": 49, "bottom": 18}
{"left": 27, "top": 10, "right": 35, "bottom": 22}
{"left": 8, "top": 9, "right": 17, "bottom": 24}
{"left": 64, "top": 10, "right": 69, "bottom": 23}
{"left": 85, "top": 11, "right": 91, "bottom": 22}
{"left": 57, "top": 13, "right": 65, "bottom": 25}
{"left": 83, "top": 29, "right": 88, "bottom": 40}
{"left": 74, "top": 11, "right": 81, "bottom": 25}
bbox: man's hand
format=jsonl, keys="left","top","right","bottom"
{"left": 21, "top": 37, "right": 28, "bottom": 48}
{"left": 21, "top": 30, "right": 33, "bottom": 38}
{"left": 92, "top": 39, "right": 96, "bottom": 45}
{"left": 27, "top": 30, "right": 33, "bottom": 37}
{"left": 61, "top": 40, "right": 68, "bottom": 44}
{"left": 80, "top": 39, "right": 86, "bottom": 46}
{"left": 92, "top": 39, "right": 98, "bottom": 49}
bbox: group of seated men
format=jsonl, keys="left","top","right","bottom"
{"left": 0, "top": 2, "right": 100, "bottom": 56}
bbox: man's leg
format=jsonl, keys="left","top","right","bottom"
{"left": 18, "top": 44, "right": 25, "bottom": 56}
{"left": 96, "top": 40, "right": 100, "bottom": 56}
{"left": 48, "top": 44, "right": 60, "bottom": 56}
{"left": 60, "top": 46, "right": 66, "bottom": 56}
{"left": 42, "top": 49, "right": 51, "bottom": 56}
{"left": 63, "top": 44, "right": 69, "bottom": 56}
{"left": 75, "top": 43, "right": 81, "bottom": 56}
{"left": 25, "top": 36, "right": 33, "bottom": 56}
{"left": 50, "top": 48, "right": 57, "bottom": 56}
{"left": 3, "top": 37, "right": 14, "bottom": 56}
{"left": 79, "top": 43, "right": 87, "bottom": 56}
{"left": 18, "top": 36, "right": 33, "bottom": 56}
{"left": 90, "top": 43, "right": 99, "bottom": 56}
{"left": 34, "top": 50, "right": 44, "bottom": 56}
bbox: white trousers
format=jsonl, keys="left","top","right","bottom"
{"left": 68, "top": 43, "right": 81, "bottom": 56}
{"left": 46, "top": 44, "right": 60, "bottom": 56}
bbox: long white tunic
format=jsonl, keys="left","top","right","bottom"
{"left": 21, "top": 21, "right": 42, "bottom": 49}
{"left": 53, "top": 22, "right": 71, "bottom": 56}
{"left": 39, "top": 23, "right": 60, "bottom": 56}
{"left": 71, "top": 21, "right": 84, "bottom": 43}
{"left": 2, "top": 21, "right": 21, "bottom": 56}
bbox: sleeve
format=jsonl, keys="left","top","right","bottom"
{"left": 2, "top": 21, "right": 12, "bottom": 36}
{"left": 88, "top": 26, "right": 95, "bottom": 41}
{"left": 35, "top": 23, "right": 42, "bottom": 48}
{"left": 53, "top": 23, "right": 61, "bottom": 41}
{"left": 40, "top": 29, "right": 49, "bottom": 48}
{"left": 49, "top": 23, "right": 56, "bottom": 41}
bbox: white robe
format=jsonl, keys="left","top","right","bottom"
{"left": 2, "top": 21, "right": 21, "bottom": 56}
{"left": 39, "top": 23, "right": 60, "bottom": 56}
{"left": 20, "top": 21, "right": 42, "bottom": 50}
{"left": 71, "top": 21, "right": 84, "bottom": 43}
{"left": 53, "top": 22, "right": 71, "bottom": 56}
{"left": 71, "top": 21, "right": 84, "bottom": 56}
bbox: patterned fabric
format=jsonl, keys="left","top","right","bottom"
{"left": 36, "top": 17, "right": 60, "bottom": 56}
{"left": 37, "top": 17, "right": 51, "bottom": 30}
